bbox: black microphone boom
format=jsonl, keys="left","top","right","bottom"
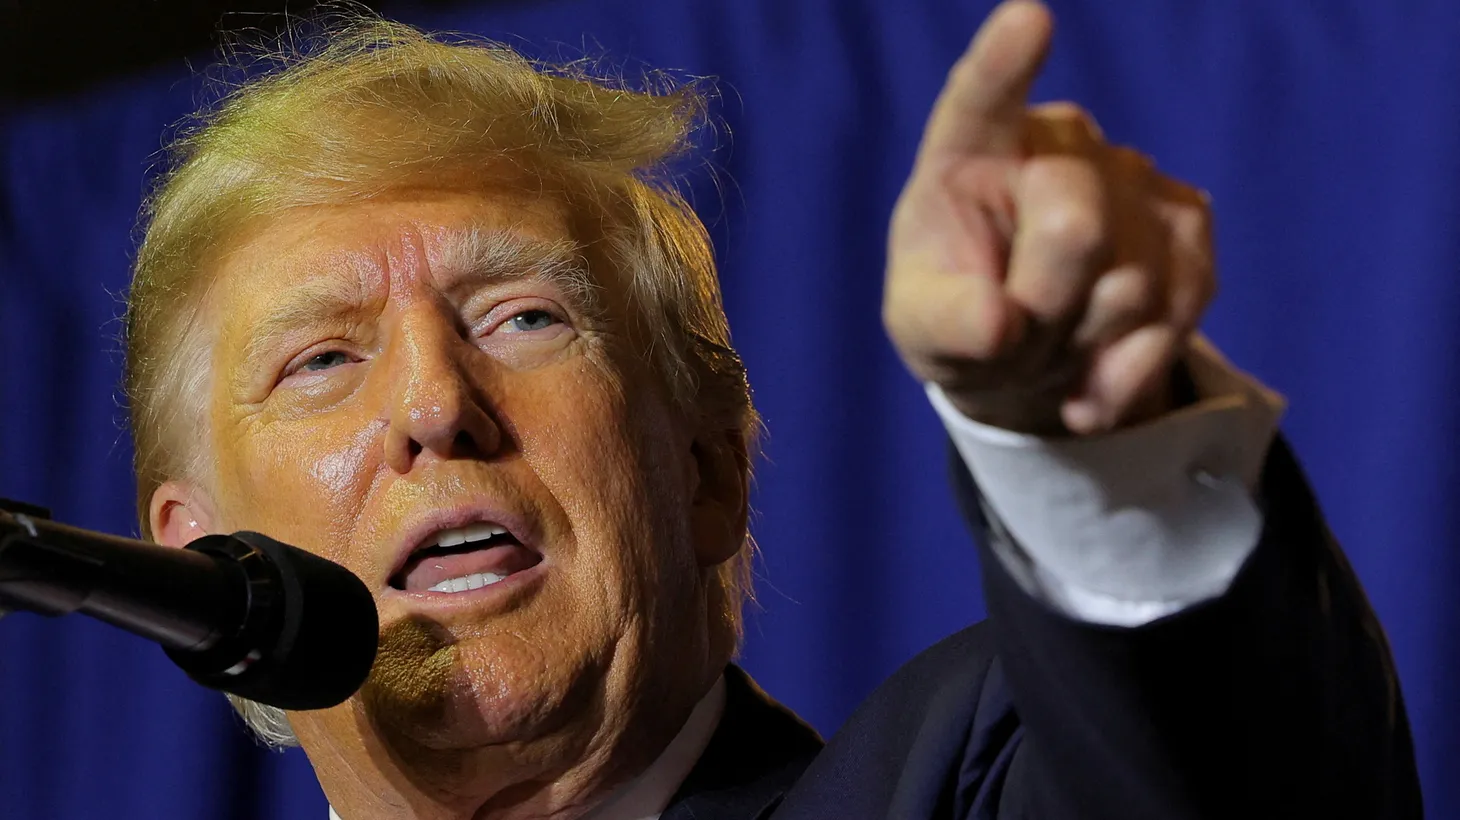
{"left": 0, "top": 500, "right": 377, "bottom": 710}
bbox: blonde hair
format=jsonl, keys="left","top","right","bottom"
{"left": 124, "top": 14, "right": 757, "bottom": 748}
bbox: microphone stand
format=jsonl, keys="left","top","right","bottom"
{"left": 0, "top": 496, "right": 380, "bottom": 709}
{"left": 0, "top": 497, "right": 251, "bottom": 650}
{"left": 0, "top": 498, "right": 63, "bottom": 619}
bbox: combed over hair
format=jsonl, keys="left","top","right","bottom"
{"left": 124, "top": 15, "right": 757, "bottom": 747}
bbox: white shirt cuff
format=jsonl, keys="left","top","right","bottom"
{"left": 930, "top": 336, "right": 1287, "bottom": 627}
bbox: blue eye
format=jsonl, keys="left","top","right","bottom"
{"left": 502, "top": 310, "right": 560, "bottom": 333}
{"left": 299, "top": 350, "right": 352, "bottom": 372}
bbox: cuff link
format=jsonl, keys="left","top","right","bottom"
{"left": 1190, "top": 467, "right": 1238, "bottom": 491}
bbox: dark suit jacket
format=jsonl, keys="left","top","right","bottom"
{"left": 662, "top": 437, "right": 1423, "bottom": 819}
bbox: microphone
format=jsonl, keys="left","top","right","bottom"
{"left": 0, "top": 499, "right": 378, "bottom": 710}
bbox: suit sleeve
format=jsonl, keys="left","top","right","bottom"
{"left": 953, "top": 436, "right": 1423, "bottom": 818}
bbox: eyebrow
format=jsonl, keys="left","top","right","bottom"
{"left": 437, "top": 228, "right": 597, "bottom": 308}
{"left": 239, "top": 230, "right": 599, "bottom": 373}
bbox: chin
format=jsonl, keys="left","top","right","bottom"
{"left": 361, "top": 629, "right": 608, "bottom": 754}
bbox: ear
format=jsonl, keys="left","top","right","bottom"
{"left": 688, "top": 429, "right": 750, "bottom": 568}
{"left": 148, "top": 480, "right": 220, "bottom": 549}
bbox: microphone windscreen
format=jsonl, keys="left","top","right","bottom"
{"left": 171, "top": 532, "right": 379, "bottom": 711}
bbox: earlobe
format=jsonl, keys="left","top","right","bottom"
{"left": 149, "top": 481, "right": 219, "bottom": 549}
{"left": 689, "top": 432, "right": 750, "bottom": 568}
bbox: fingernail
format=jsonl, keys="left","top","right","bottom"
{"left": 1063, "top": 399, "right": 1102, "bottom": 434}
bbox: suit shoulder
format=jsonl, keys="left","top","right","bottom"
{"left": 836, "top": 620, "right": 1002, "bottom": 739}
{"left": 877, "top": 620, "right": 1000, "bottom": 701}
{"left": 775, "top": 620, "right": 1017, "bottom": 818}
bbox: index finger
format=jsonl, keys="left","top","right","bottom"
{"left": 918, "top": 0, "right": 1054, "bottom": 161}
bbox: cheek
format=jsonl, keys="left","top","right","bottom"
{"left": 311, "top": 440, "right": 370, "bottom": 494}
{"left": 215, "top": 408, "right": 382, "bottom": 565}
{"left": 514, "top": 356, "right": 697, "bottom": 602}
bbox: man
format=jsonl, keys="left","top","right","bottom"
{"left": 123, "top": 1, "right": 1419, "bottom": 817}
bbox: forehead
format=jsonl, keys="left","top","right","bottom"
{"left": 211, "top": 186, "right": 577, "bottom": 301}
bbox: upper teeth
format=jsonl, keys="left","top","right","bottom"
{"left": 431, "top": 522, "right": 508, "bottom": 548}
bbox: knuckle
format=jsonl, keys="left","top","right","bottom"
{"left": 1092, "top": 267, "right": 1157, "bottom": 318}
{"left": 1108, "top": 145, "right": 1155, "bottom": 179}
{"left": 1195, "top": 265, "right": 1218, "bottom": 307}
{"left": 1168, "top": 199, "right": 1212, "bottom": 241}
{"left": 1156, "top": 174, "right": 1213, "bottom": 215}
{"left": 1029, "top": 101, "right": 1099, "bottom": 130}
{"left": 1031, "top": 199, "right": 1108, "bottom": 255}
{"left": 1171, "top": 261, "right": 1217, "bottom": 327}
{"left": 1074, "top": 268, "right": 1155, "bottom": 346}
{"left": 1025, "top": 103, "right": 1105, "bottom": 152}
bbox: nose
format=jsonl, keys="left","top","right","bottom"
{"left": 382, "top": 311, "right": 504, "bottom": 475}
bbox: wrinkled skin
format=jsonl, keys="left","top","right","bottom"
{"left": 149, "top": 184, "right": 746, "bottom": 819}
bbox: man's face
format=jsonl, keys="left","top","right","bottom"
{"left": 177, "top": 185, "right": 733, "bottom": 791}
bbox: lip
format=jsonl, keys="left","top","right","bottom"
{"left": 384, "top": 502, "right": 543, "bottom": 590}
{"left": 381, "top": 559, "right": 548, "bottom": 616}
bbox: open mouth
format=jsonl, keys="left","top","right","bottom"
{"left": 389, "top": 522, "right": 543, "bottom": 594}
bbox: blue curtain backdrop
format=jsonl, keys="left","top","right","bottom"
{"left": 2, "top": 0, "right": 1457, "bottom": 816}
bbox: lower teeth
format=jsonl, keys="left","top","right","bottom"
{"left": 428, "top": 572, "right": 508, "bottom": 593}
